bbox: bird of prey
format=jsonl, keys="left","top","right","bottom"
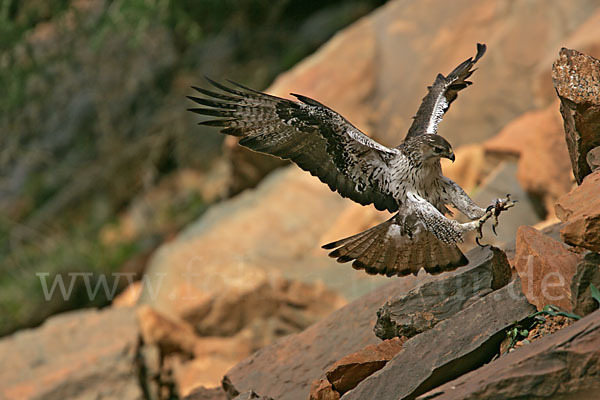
{"left": 187, "top": 43, "right": 515, "bottom": 277}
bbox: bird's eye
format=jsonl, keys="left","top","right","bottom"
{"left": 433, "top": 147, "right": 443, "bottom": 153}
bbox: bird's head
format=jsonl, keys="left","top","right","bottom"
{"left": 409, "top": 134, "right": 455, "bottom": 164}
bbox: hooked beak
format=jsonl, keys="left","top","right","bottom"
{"left": 446, "top": 152, "right": 455, "bottom": 163}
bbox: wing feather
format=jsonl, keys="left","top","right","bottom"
{"left": 188, "top": 79, "right": 401, "bottom": 212}
{"left": 405, "top": 43, "right": 486, "bottom": 139}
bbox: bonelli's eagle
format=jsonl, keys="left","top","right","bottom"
{"left": 188, "top": 43, "right": 515, "bottom": 277}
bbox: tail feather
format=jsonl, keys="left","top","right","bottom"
{"left": 323, "top": 215, "right": 469, "bottom": 277}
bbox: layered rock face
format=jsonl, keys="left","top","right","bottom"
{"left": 553, "top": 48, "right": 600, "bottom": 184}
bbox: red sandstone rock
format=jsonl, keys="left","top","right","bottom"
{"left": 555, "top": 170, "right": 600, "bottom": 252}
{"left": 325, "top": 337, "right": 406, "bottom": 394}
{"left": 342, "top": 280, "right": 535, "bottom": 400}
{"left": 418, "top": 310, "right": 600, "bottom": 400}
{"left": 553, "top": 48, "right": 600, "bottom": 184}
{"left": 514, "top": 226, "right": 582, "bottom": 311}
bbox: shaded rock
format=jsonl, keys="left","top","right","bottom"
{"left": 341, "top": 279, "right": 536, "bottom": 400}
{"left": 374, "top": 246, "right": 511, "bottom": 340}
{"left": 326, "top": 337, "right": 406, "bottom": 395}
{"left": 223, "top": 246, "right": 510, "bottom": 400}
{"left": 418, "top": 310, "right": 600, "bottom": 400}
{"left": 555, "top": 170, "right": 600, "bottom": 252}
{"left": 570, "top": 252, "right": 600, "bottom": 316}
{"left": 514, "top": 226, "right": 581, "bottom": 311}
{"left": 483, "top": 103, "right": 573, "bottom": 217}
{"left": 183, "top": 386, "right": 227, "bottom": 400}
{"left": 587, "top": 146, "right": 600, "bottom": 170}
{"left": 137, "top": 305, "right": 199, "bottom": 356}
{"left": 553, "top": 47, "right": 600, "bottom": 184}
{"left": 310, "top": 379, "right": 340, "bottom": 400}
{"left": 0, "top": 307, "right": 144, "bottom": 400}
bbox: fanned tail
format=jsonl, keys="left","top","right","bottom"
{"left": 322, "top": 215, "right": 468, "bottom": 277}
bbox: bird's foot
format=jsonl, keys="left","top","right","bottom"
{"left": 475, "top": 210, "right": 492, "bottom": 247}
{"left": 487, "top": 194, "right": 518, "bottom": 235}
{"left": 476, "top": 194, "right": 518, "bottom": 246}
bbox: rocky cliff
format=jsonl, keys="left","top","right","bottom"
{"left": 2, "top": 1, "right": 600, "bottom": 399}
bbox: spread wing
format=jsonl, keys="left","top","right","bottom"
{"left": 323, "top": 192, "right": 470, "bottom": 276}
{"left": 187, "top": 79, "right": 400, "bottom": 212}
{"left": 405, "top": 43, "right": 486, "bottom": 139}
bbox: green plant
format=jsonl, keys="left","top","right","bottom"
{"left": 502, "top": 305, "right": 581, "bottom": 355}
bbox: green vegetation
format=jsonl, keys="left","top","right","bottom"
{"left": 591, "top": 283, "right": 600, "bottom": 305}
{"left": 502, "top": 305, "right": 581, "bottom": 354}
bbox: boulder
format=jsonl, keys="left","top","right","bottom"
{"left": 418, "top": 310, "right": 600, "bottom": 400}
{"left": 374, "top": 246, "right": 511, "bottom": 339}
{"left": 341, "top": 279, "right": 536, "bottom": 400}
{"left": 483, "top": 103, "right": 574, "bottom": 216}
{"left": 502, "top": 221, "right": 563, "bottom": 263}
{"left": 555, "top": 170, "right": 600, "bottom": 252}
{"left": 514, "top": 226, "right": 582, "bottom": 311}
{"left": 0, "top": 307, "right": 144, "bottom": 400}
{"left": 553, "top": 48, "right": 600, "bottom": 184}
{"left": 222, "top": 246, "right": 514, "bottom": 400}
{"left": 325, "top": 337, "right": 406, "bottom": 395}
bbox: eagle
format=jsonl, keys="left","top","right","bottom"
{"left": 187, "top": 43, "right": 515, "bottom": 277}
